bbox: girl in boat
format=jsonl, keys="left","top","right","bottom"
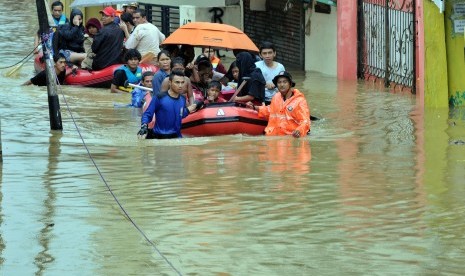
{"left": 233, "top": 52, "right": 265, "bottom": 105}
{"left": 57, "top": 8, "right": 86, "bottom": 65}
{"left": 81, "top": 18, "right": 102, "bottom": 70}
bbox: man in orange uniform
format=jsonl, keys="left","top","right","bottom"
{"left": 247, "top": 71, "right": 310, "bottom": 138}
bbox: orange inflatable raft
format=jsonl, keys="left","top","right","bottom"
{"left": 142, "top": 92, "right": 267, "bottom": 137}
{"left": 181, "top": 102, "right": 267, "bottom": 137}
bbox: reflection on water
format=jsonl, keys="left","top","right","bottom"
{"left": 2, "top": 2, "right": 465, "bottom": 275}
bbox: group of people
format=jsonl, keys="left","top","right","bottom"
{"left": 25, "top": 1, "right": 164, "bottom": 86}
{"left": 23, "top": 1, "right": 310, "bottom": 139}
{"left": 134, "top": 41, "right": 311, "bottom": 139}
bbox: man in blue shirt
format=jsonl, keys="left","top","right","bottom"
{"left": 138, "top": 70, "right": 200, "bottom": 139}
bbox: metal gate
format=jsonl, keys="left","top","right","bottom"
{"left": 139, "top": 4, "right": 180, "bottom": 36}
{"left": 243, "top": 0, "right": 305, "bottom": 69}
{"left": 357, "top": 0, "right": 416, "bottom": 92}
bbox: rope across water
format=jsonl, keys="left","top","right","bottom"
{"left": 53, "top": 73, "right": 183, "bottom": 275}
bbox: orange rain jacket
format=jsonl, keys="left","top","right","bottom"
{"left": 257, "top": 88, "right": 311, "bottom": 136}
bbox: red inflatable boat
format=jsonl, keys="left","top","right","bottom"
{"left": 64, "top": 64, "right": 158, "bottom": 88}
{"left": 181, "top": 102, "right": 267, "bottom": 137}
{"left": 35, "top": 52, "right": 158, "bottom": 88}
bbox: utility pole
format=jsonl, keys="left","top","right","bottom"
{"left": 0, "top": 117, "right": 3, "bottom": 162}
{"left": 36, "top": 0, "right": 63, "bottom": 130}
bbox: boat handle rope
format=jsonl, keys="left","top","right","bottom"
{"left": 0, "top": 45, "right": 39, "bottom": 70}
{"left": 54, "top": 76, "right": 183, "bottom": 276}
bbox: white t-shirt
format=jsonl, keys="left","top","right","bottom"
{"left": 255, "top": 60, "right": 285, "bottom": 102}
{"left": 125, "top": 22, "right": 165, "bottom": 57}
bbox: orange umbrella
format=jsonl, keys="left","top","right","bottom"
{"left": 162, "top": 22, "right": 259, "bottom": 52}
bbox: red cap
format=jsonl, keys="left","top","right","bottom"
{"left": 99, "top": 6, "right": 116, "bottom": 17}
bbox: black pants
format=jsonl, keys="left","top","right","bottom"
{"left": 146, "top": 130, "right": 178, "bottom": 139}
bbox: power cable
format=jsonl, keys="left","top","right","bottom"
{"left": 52, "top": 72, "right": 183, "bottom": 276}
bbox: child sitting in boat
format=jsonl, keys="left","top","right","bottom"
{"left": 111, "top": 49, "right": 142, "bottom": 93}
{"left": 205, "top": 80, "right": 227, "bottom": 104}
{"left": 81, "top": 18, "right": 102, "bottom": 70}
{"left": 57, "top": 8, "right": 87, "bottom": 65}
{"left": 233, "top": 52, "right": 265, "bottom": 105}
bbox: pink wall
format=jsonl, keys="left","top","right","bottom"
{"left": 416, "top": 1, "right": 424, "bottom": 108}
{"left": 337, "top": 1, "right": 358, "bottom": 80}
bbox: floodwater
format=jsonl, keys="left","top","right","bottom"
{"left": 2, "top": 2, "right": 465, "bottom": 276}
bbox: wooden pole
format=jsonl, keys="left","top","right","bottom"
{"left": 36, "top": 0, "right": 63, "bottom": 130}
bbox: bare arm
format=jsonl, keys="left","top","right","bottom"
{"left": 187, "top": 103, "right": 198, "bottom": 113}
{"left": 158, "top": 28, "right": 165, "bottom": 42}
{"left": 160, "top": 77, "right": 170, "bottom": 92}
{"left": 111, "top": 83, "right": 129, "bottom": 94}
{"left": 185, "top": 77, "right": 194, "bottom": 105}
{"left": 190, "top": 65, "right": 200, "bottom": 83}
{"left": 34, "top": 34, "right": 41, "bottom": 54}
{"left": 22, "top": 79, "right": 32, "bottom": 86}
{"left": 234, "top": 95, "right": 254, "bottom": 102}
{"left": 120, "top": 22, "right": 131, "bottom": 39}
{"left": 124, "top": 27, "right": 138, "bottom": 49}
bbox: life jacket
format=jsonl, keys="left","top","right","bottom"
{"left": 116, "top": 65, "right": 142, "bottom": 92}
{"left": 54, "top": 14, "right": 67, "bottom": 26}
{"left": 210, "top": 56, "right": 221, "bottom": 70}
{"left": 258, "top": 88, "right": 311, "bottom": 136}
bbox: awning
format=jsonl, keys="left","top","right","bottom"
{"left": 317, "top": 0, "right": 336, "bottom": 6}
{"left": 70, "top": 0, "right": 236, "bottom": 8}
{"left": 70, "top": 0, "right": 131, "bottom": 8}
{"left": 143, "top": 0, "right": 235, "bottom": 7}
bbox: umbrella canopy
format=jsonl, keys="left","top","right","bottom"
{"left": 70, "top": 0, "right": 129, "bottom": 7}
{"left": 162, "top": 22, "right": 259, "bottom": 52}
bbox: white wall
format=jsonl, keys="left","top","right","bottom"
{"left": 305, "top": 8, "right": 338, "bottom": 76}
{"left": 179, "top": 5, "right": 241, "bottom": 28}
{"left": 179, "top": 5, "right": 242, "bottom": 58}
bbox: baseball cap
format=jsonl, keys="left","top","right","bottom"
{"left": 99, "top": 6, "right": 116, "bottom": 17}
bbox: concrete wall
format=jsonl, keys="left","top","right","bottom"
{"left": 445, "top": 0, "right": 465, "bottom": 106}
{"left": 179, "top": 5, "right": 242, "bottom": 28}
{"left": 336, "top": 2, "right": 357, "bottom": 80}
{"left": 305, "top": 7, "right": 337, "bottom": 76}
{"left": 423, "top": 0, "right": 449, "bottom": 108}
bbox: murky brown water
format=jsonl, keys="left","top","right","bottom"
{"left": 2, "top": 2, "right": 465, "bottom": 275}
